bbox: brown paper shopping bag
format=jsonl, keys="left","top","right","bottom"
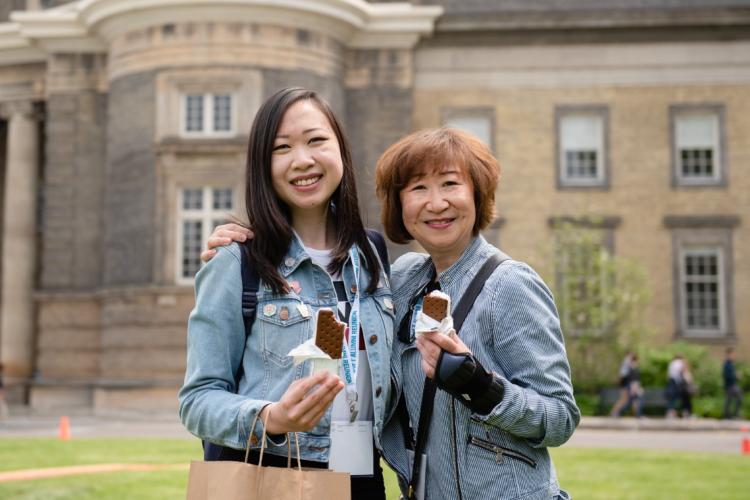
{"left": 186, "top": 413, "right": 350, "bottom": 500}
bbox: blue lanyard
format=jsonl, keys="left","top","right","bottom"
{"left": 341, "top": 246, "right": 361, "bottom": 421}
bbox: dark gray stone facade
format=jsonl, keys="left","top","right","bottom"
{"left": 42, "top": 90, "right": 107, "bottom": 289}
{"left": 104, "top": 70, "right": 157, "bottom": 285}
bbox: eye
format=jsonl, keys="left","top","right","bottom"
{"left": 410, "top": 184, "right": 427, "bottom": 191}
{"left": 309, "top": 136, "right": 327, "bottom": 144}
{"left": 272, "top": 143, "right": 289, "bottom": 152}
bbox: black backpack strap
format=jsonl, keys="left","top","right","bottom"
{"left": 203, "top": 242, "right": 260, "bottom": 461}
{"left": 406, "top": 252, "right": 510, "bottom": 498}
{"left": 239, "top": 242, "right": 260, "bottom": 336}
{"left": 366, "top": 228, "right": 390, "bottom": 277}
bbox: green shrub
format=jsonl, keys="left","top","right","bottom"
{"left": 573, "top": 392, "right": 600, "bottom": 416}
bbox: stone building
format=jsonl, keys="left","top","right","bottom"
{"left": 0, "top": 0, "right": 747, "bottom": 411}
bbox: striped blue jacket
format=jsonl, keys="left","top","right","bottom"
{"left": 381, "top": 236, "right": 580, "bottom": 500}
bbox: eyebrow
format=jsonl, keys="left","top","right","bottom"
{"left": 275, "top": 127, "right": 327, "bottom": 139}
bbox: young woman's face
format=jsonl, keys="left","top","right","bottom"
{"left": 399, "top": 166, "right": 476, "bottom": 266}
{"left": 271, "top": 100, "right": 344, "bottom": 217}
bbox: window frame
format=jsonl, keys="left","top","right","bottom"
{"left": 555, "top": 105, "right": 610, "bottom": 189}
{"left": 678, "top": 246, "right": 726, "bottom": 337}
{"left": 670, "top": 104, "right": 727, "bottom": 188}
{"left": 180, "top": 92, "right": 237, "bottom": 138}
{"left": 175, "top": 186, "right": 236, "bottom": 285}
{"left": 665, "top": 215, "right": 737, "bottom": 341}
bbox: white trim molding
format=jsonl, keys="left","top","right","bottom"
{"left": 0, "top": 0, "right": 442, "bottom": 66}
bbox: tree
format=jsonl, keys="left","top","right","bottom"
{"left": 550, "top": 220, "right": 652, "bottom": 392}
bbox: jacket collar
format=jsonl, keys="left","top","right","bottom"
{"left": 280, "top": 232, "right": 366, "bottom": 278}
{"left": 436, "top": 234, "right": 490, "bottom": 288}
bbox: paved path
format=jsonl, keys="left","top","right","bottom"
{"left": 0, "top": 463, "right": 188, "bottom": 483}
{"left": 1, "top": 411, "right": 748, "bottom": 455}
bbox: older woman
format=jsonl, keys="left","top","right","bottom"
{"left": 376, "top": 128, "right": 579, "bottom": 500}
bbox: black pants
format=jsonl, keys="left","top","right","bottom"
{"left": 210, "top": 445, "right": 386, "bottom": 500}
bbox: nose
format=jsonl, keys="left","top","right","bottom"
{"left": 425, "top": 188, "right": 449, "bottom": 212}
{"left": 291, "top": 146, "right": 314, "bottom": 169}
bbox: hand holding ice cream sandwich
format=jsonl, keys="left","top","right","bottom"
{"left": 416, "top": 290, "right": 455, "bottom": 337}
{"left": 287, "top": 307, "right": 345, "bottom": 376}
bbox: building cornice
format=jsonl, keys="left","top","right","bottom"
{"left": 0, "top": 0, "right": 442, "bottom": 66}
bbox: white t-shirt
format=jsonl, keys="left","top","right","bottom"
{"left": 303, "top": 245, "right": 373, "bottom": 422}
{"left": 668, "top": 358, "right": 684, "bottom": 382}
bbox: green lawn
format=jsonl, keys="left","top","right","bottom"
{"left": 0, "top": 438, "right": 748, "bottom": 499}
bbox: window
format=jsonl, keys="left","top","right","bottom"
{"left": 177, "top": 187, "right": 235, "bottom": 283}
{"left": 679, "top": 247, "right": 724, "bottom": 334}
{"left": 181, "top": 93, "right": 235, "bottom": 136}
{"left": 665, "top": 215, "right": 737, "bottom": 339}
{"left": 671, "top": 105, "right": 725, "bottom": 187}
{"left": 556, "top": 106, "right": 609, "bottom": 188}
{"left": 441, "top": 107, "right": 495, "bottom": 152}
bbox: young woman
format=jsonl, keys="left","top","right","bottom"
{"left": 179, "top": 88, "right": 394, "bottom": 499}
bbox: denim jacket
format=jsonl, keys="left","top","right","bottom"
{"left": 381, "top": 236, "right": 579, "bottom": 500}
{"left": 179, "top": 236, "right": 394, "bottom": 462}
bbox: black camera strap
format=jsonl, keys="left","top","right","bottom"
{"left": 400, "top": 252, "right": 509, "bottom": 498}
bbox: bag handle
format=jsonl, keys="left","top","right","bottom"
{"left": 244, "top": 408, "right": 303, "bottom": 472}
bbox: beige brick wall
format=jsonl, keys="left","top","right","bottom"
{"left": 413, "top": 84, "right": 750, "bottom": 359}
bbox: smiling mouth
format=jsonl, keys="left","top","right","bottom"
{"left": 425, "top": 218, "right": 455, "bottom": 227}
{"left": 291, "top": 175, "right": 321, "bottom": 187}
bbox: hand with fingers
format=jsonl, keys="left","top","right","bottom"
{"left": 201, "top": 223, "right": 254, "bottom": 262}
{"left": 416, "top": 330, "right": 471, "bottom": 379}
{"left": 260, "top": 371, "right": 344, "bottom": 434}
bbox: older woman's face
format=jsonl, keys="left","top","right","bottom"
{"left": 399, "top": 166, "right": 476, "bottom": 268}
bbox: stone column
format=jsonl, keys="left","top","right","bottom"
{"left": 0, "top": 101, "right": 40, "bottom": 401}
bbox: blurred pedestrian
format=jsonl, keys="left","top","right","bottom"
{"left": 0, "top": 363, "right": 8, "bottom": 421}
{"left": 610, "top": 351, "right": 633, "bottom": 417}
{"left": 665, "top": 354, "right": 684, "bottom": 418}
{"left": 612, "top": 354, "right": 643, "bottom": 418}
{"left": 679, "top": 360, "right": 695, "bottom": 418}
{"left": 722, "top": 348, "right": 743, "bottom": 419}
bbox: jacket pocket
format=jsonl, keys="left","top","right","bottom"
{"left": 467, "top": 435, "right": 537, "bottom": 468}
{"left": 257, "top": 299, "right": 311, "bottom": 367}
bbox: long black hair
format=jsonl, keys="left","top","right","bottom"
{"left": 243, "top": 87, "right": 381, "bottom": 295}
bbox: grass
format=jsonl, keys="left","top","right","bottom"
{"left": 0, "top": 438, "right": 749, "bottom": 499}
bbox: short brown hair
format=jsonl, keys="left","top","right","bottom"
{"left": 375, "top": 127, "right": 500, "bottom": 244}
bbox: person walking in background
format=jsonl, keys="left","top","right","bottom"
{"left": 610, "top": 351, "right": 634, "bottom": 417}
{"left": 665, "top": 354, "right": 684, "bottom": 418}
{"left": 679, "top": 360, "right": 695, "bottom": 418}
{"left": 611, "top": 354, "right": 643, "bottom": 418}
{"left": 0, "top": 363, "right": 9, "bottom": 421}
{"left": 624, "top": 355, "right": 644, "bottom": 418}
{"left": 723, "top": 348, "right": 743, "bottom": 419}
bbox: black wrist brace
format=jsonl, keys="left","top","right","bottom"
{"left": 434, "top": 350, "right": 504, "bottom": 415}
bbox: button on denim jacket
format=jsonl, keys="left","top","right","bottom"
{"left": 179, "top": 236, "right": 394, "bottom": 462}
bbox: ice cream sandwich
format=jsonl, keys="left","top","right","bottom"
{"left": 314, "top": 308, "right": 345, "bottom": 359}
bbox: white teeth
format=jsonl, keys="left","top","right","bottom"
{"left": 292, "top": 176, "right": 321, "bottom": 186}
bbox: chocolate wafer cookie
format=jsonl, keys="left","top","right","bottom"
{"left": 422, "top": 292, "right": 449, "bottom": 322}
{"left": 314, "top": 309, "right": 345, "bottom": 359}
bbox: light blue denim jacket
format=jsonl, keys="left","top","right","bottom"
{"left": 381, "top": 236, "right": 580, "bottom": 499}
{"left": 179, "top": 235, "right": 394, "bottom": 462}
